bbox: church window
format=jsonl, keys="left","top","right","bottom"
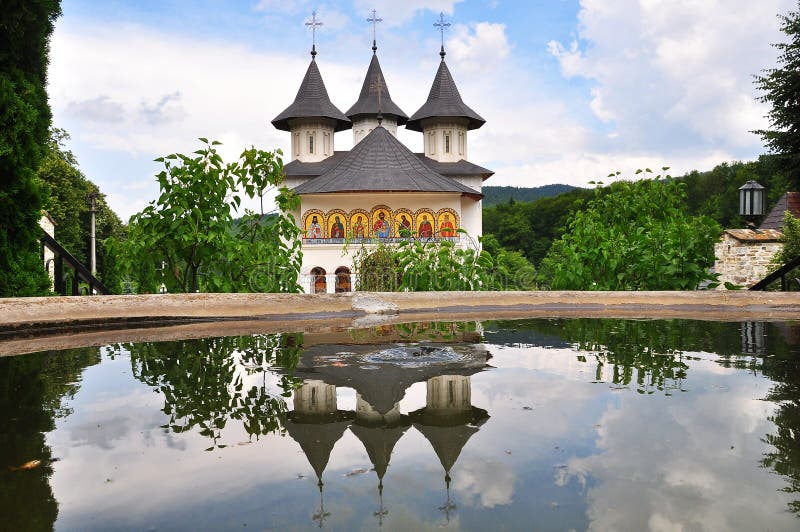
{"left": 294, "top": 132, "right": 300, "bottom": 157}
{"left": 308, "top": 133, "right": 315, "bottom": 154}
{"left": 458, "top": 131, "right": 465, "bottom": 155}
{"left": 323, "top": 132, "right": 330, "bottom": 155}
{"left": 428, "top": 131, "right": 436, "bottom": 155}
{"left": 445, "top": 133, "right": 451, "bottom": 153}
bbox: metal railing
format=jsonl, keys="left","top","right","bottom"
{"left": 749, "top": 254, "right": 800, "bottom": 291}
{"left": 41, "top": 230, "right": 110, "bottom": 295}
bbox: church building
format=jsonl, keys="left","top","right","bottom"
{"left": 272, "top": 14, "right": 492, "bottom": 293}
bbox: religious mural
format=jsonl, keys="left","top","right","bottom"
{"left": 303, "top": 209, "right": 325, "bottom": 239}
{"left": 301, "top": 206, "right": 459, "bottom": 240}
{"left": 371, "top": 206, "right": 392, "bottom": 238}
{"left": 437, "top": 208, "right": 459, "bottom": 237}
{"left": 327, "top": 209, "right": 347, "bottom": 239}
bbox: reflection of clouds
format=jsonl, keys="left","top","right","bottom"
{"left": 452, "top": 459, "right": 515, "bottom": 508}
{"left": 555, "top": 370, "right": 795, "bottom": 532}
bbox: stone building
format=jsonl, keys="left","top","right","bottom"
{"left": 714, "top": 229, "right": 783, "bottom": 287}
{"left": 272, "top": 33, "right": 492, "bottom": 293}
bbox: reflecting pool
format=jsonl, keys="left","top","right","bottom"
{"left": 2, "top": 319, "right": 800, "bottom": 531}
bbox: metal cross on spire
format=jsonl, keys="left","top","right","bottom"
{"left": 305, "top": 10, "right": 323, "bottom": 57}
{"left": 434, "top": 12, "right": 451, "bottom": 59}
{"left": 369, "top": 74, "right": 385, "bottom": 125}
{"left": 367, "top": 9, "right": 382, "bottom": 52}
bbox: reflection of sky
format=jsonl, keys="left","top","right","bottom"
{"left": 41, "top": 332, "right": 798, "bottom": 531}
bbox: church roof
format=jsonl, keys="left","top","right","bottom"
{"left": 291, "top": 126, "right": 482, "bottom": 199}
{"left": 271, "top": 57, "right": 351, "bottom": 132}
{"left": 414, "top": 154, "right": 494, "bottom": 180}
{"left": 346, "top": 52, "right": 408, "bottom": 125}
{"left": 406, "top": 58, "right": 485, "bottom": 132}
{"left": 283, "top": 151, "right": 491, "bottom": 180}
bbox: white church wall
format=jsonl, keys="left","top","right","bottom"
{"left": 460, "top": 196, "right": 482, "bottom": 240}
{"left": 352, "top": 117, "right": 398, "bottom": 145}
{"left": 287, "top": 118, "right": 336, "bottom": 163}
{"left": 420, "top": 118, "right": 469, "bottom": 163}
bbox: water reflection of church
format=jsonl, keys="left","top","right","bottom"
{"left": 282, "top": 339, "right": 491, "bottom": 527}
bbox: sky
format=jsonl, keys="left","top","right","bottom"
{"left": 48, "top": 0, "right": 795, "bottom": 220}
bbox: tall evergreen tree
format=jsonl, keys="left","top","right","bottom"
{"left": 0, "top": 1, "right": 62, "bottom": 296}
{"left": 754, "top": 3, "right": 800, "bottom": 190}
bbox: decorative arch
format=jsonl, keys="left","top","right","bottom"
{"left": 414, "top": 208, "right": 436, "bottom": 239}
{"left": 348, "top": 208, "right": 370, "bottom": 239}
{"left": 436, "top": 208, "right": 460, "bottom": 237}
{"left": 393, "top": 208, "right": 414, "bottom": 237}
{"left": 370, "top": 204, "right": 393, "bottom": 239}
{"left": 326, "top": 209, "right": 347, "bottom": 239}
{"left": 302, "top": 209, "right": 326, "bottom": 239}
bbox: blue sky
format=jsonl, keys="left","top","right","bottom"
{"left": 49, "top": 0, "right": 794, "bottom": 220}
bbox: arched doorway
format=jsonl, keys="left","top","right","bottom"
{"left": 335, "top": 266, "right": 351, "bottom": 293}
{"left": 310, "top": 267, "right": 327, "bottom": 294}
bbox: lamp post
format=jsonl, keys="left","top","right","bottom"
{"left": 738, "top": 180, "right": 766, "bottom": 229}
{"left": 88, "top": 192, "right": 98, "bottom": 276}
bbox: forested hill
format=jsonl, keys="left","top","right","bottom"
{"left": 482, "top": 184, "right": 578, "bottom": 207}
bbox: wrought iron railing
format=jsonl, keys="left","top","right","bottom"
{"left": 302, "top": 236, "right": 461, "bottom": 245}
{"left": 749, "top": 255, "right": 800, "bottom": 291}
{"left": 41, "top": 230, "right": 110, "bottom": 295}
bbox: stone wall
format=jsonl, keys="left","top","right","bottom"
{"left": 714, "top": 229, "right": 783, "bottom": 288}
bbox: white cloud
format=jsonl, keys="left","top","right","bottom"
{"left": 66, "top": 95, "right": 125, "bottom": 123}
{"left": 548, "top": 0, "right": 793, "bottom": 155}
{"left": 446, "top": 22, "right": 511, "bottom": 73}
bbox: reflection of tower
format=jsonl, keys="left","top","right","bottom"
{"left": 284, "top": 380, "right": 354, "bottom": 528}
{"left": 349, "top": 394, "right": 412, "bottom": 529}
{"left": 410, "top": 375, "right": 489, "bottom": 523}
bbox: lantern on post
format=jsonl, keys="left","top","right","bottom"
{"left": 738, "top": 180, "right": 766, "bottom": 228}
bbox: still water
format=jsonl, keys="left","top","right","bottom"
{"left": 2, "top": 319, "right": 800, "bottom": 531}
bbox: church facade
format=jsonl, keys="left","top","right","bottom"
{"left": 272, "top": 37, "right": 492, "bottom": 293}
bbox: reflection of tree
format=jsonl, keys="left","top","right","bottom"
{"left": 117, "top": 333, "right": 303, "bottom": 448}
{"left": 756, "top": 325, "right": 800, "bottom": 515}
{"left": 0, "top": 347, "right": 101, "bottom": 531}
{"left": 489, "top": 318, "right": 800, "bottom": 515}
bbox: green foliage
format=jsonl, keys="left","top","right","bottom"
{"left": 38, "top": 129, "right": 126, "bottom": 292}
{"left": 482, "top": 184, "right": 578, "bottom": 207}
{"left": 112, "top": 140, "right": 302, "bottom": 293}
{"left": 773, "top": 211, "right": 800, "bottom": 266}
{"left": 483, "top": 187, "right": 595, "bottom": 267}
{"left": 539, "top": 170, "right": 721, "bottom": 290}
{"left": 0, "top": 0, "right": 62, "bottom": 296}
{"left": 353, "top": 232, "right": 519, "bottom": 291}
{"left": 754, "top": 5, "right": 800, "bottom": 190}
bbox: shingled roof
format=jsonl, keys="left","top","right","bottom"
{"left": 283, "top": 150, "right": 491, "bottom": 180}
{"left": 346, "top": 52, "right": 408, "bottom": 125}
{"left": 406, "top": 57, "right": 485, "bottom": 132}
{"left": 271, "top": 56, "right": 351, "bottom": 132}
{"left": 291, "top": 126, "right": 482, "bottom": 199}
{"left": 759, "top": 192, "right": 800, "bottom": 231}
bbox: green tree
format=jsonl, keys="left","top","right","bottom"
{"left": 539, "top": 170, "right": 721, "bottom": 290}
{"left": 754, "top": 4, "right": 800, "bottom": 190}
{"left": 0, "top": 0, "right": 62, "bottom": 296}
{"left": 113, "top": 139, "right": 302, "bottom": 293}
{"left": 38, "top": 129, "right": 125, "bottom": 291}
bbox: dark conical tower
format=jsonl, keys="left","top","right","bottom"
{"left": 271, "top": 12, "right": 350, "bottom": 162}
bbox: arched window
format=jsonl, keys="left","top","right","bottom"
{"left": 310, "top": 267, "right": 326, "bottom": 294}
{"left": 308, "top": 133, "right": 315, "bottom": 154}
{"left": 335, "top": 266, "right": 351, "bottom": 293}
